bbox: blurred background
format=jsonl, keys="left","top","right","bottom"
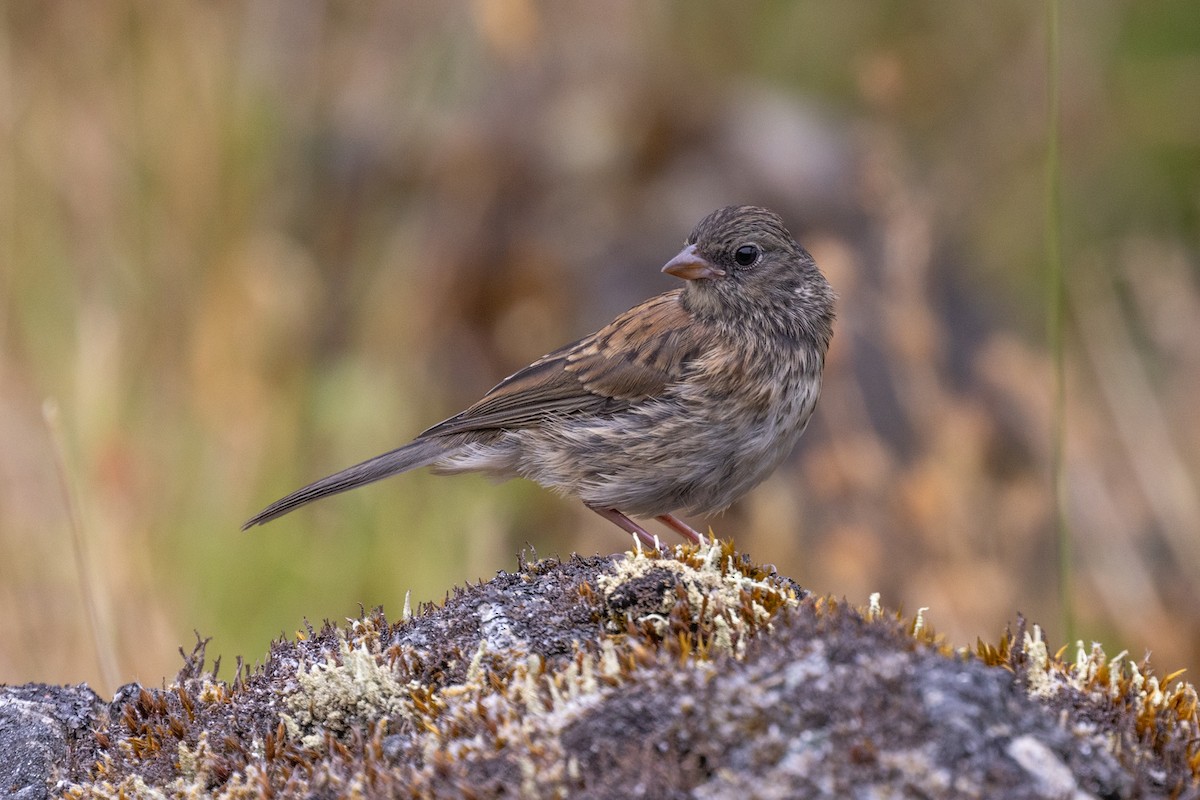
{"left": 2, "top": 1, "right": 1198, "bottom": 693}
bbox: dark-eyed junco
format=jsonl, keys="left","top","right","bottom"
{"left": 245, "top": 206, "right": 835, "bottom": 548}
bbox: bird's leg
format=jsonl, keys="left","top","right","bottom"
{"left": 587, "top": 505, "right": 662, "bottom": 551}
{"left": 655, "top": 513, "right": 707, "bottom": 544}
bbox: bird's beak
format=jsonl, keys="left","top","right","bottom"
{"left": 661, "top": 244, "right": 725, "bottom": 281}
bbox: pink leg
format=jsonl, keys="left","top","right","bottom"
{"left": 587, "top": 505, "right": 662, "bottom": 551}
{"left": 655, "top": 513, "right": 706, "bottom": 544}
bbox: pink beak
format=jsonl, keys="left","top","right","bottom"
{"left": 661, "top": 244, "right": 725, "bottom": 281}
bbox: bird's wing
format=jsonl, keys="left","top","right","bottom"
{"left": 418, "top": 290, "right": 711, "bottom": 438}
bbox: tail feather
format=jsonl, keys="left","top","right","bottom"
{"left": 242, "top": 438, "right": 447, "bottom": 529}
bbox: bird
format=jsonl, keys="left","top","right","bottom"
{"left": 244, "top": 205, "right": 836, "bottom": 549}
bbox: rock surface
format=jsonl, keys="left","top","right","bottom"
{"left": 0, "top": 683, "right": 103, "bottom": 800}
{"left": 3, "top": 543, "right": 1198, "bottom": 798}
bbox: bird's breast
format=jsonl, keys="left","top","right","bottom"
{"left": 673, "top": 337, "right": 822, "bottom": 484}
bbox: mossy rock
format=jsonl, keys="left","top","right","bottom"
{"left": 4, "top": 543, "right": 1198, "bottom": 798}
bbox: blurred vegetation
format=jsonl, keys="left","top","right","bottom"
{"left": 1, "top": 1, "right": 1198, "bottom": 694}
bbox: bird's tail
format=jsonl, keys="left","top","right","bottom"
{"left": 242, "top": 437, "right": 447, "bottom": 529}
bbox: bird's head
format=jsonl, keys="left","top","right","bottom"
{"left": 662, "top": 205, "right": 835, "bottom": 345}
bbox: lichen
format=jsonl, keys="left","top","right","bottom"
{"left": 283, "top": 639, "right": 414, "bottom": 748}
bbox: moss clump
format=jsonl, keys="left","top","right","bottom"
{"left": 57, "top": 543, "right": 1199, "bottom": 798}
{"left": 977, "top": 618, "right": 1200, "bottom": 782}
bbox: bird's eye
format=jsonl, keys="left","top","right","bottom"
{"left": 734, "top": 244, "right": 761, "bottom": 267}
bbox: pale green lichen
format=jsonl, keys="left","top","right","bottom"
{"left": 173, "top": 733, "right": 212, "bottom": 785}
{"left": 1023, "top": 624, "right": 1054, "bottom": 697}
{"left": 867, "top": 592, "right": 883, "bottom": 620}
{"left": 283, "top": 639, "right": 414, "bottom": 748}
{"left": 599, "top": 541, "right": 800, "bottom": 658}
{"left": 911, "top": 606, "right": 930, "bottom": 638}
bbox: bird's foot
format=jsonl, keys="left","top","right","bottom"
{"left": 654, "top": 513, "right": 707, "bottom": 544}
{"left": 587, "top": 505, "right": 664, "bottom": 551}
{"left": 587, "top": 505, "right": 710, "bottom": 550}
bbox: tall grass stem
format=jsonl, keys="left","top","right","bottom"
{"left": 43, "top": 399, "right": 122, "bottom": 693}
{"left": 1045, "top": 0, "right": 1073, "bottom": 645}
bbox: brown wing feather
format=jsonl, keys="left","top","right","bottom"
{"left": 419, "top": 290, "right": 709, "bottom": 438}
